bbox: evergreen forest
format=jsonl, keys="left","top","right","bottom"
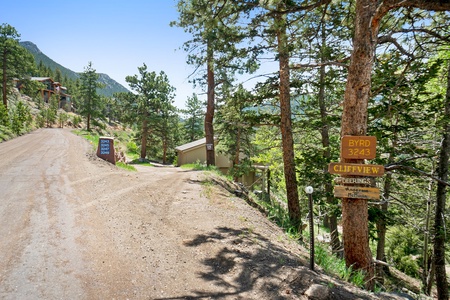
{"left": 1, "top": 1, "right": 450, "bottom": 298}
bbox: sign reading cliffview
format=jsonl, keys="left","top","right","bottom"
{"left": 328, "top": 162, "right": 384, "bottom": 176}
{"left": 329, "top": 135, "right": 384, "bottom": 200}
{"left": 97, "top": 137, "right": 115, "bottom": 165}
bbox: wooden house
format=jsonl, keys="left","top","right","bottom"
{"left": 30, "top": 77, "right": 72, "bottom": 111}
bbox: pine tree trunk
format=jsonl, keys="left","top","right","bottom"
{"left": 422, "top": 177, "right": 434, "bottom": 294}
{"left": 376, "top": 172, "right": 391, "bottom": 282}
{"left": 234, "top": 127, "right": 241, "bottom": 182}
{"left": 2, "top": 49, "right": 7, "bottom": 108}
{"left": 340, "top": 0, "right": 379, "bottom": 288}
{"left": 318, "top": 65, "right": 341, "bottom": 254}
{"left": 87, "top": 113, "right": 91, "bottom": 131}
{"left": 276, "top": 12, "right": 301, "bottom": 228}
{"left": 433, "top": 61, "right": 450, "bottom": 300}
{"left": 163, "top": 139, "right": 167, "bottom": 165}
{"left": 140, "top": 112, "right": 149, "bottom": 161}
{"left": 205, "top": 42, "right": 215, "bottom": 166}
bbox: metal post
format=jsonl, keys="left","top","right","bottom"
{"left": 305, "top": 186, "right": 314, "bottom": 270}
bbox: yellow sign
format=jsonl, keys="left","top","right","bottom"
{"left": 328, "top": 162, "right": 384, "bottom": 177}
{"left": 334, "top": 177, "right": 376, "bottom": 186}
{"left": 341, "top": 135, "right": 377, "bottom": 159}
{"left": 334, "top": 186, "right": 380, "bottom": 200}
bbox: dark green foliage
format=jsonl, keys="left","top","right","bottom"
{"left": 0, "top": 24, "right": 36, "bottom": 108}
{"left": 181, "top": 93, "right": 204, "bottom": 142}
{"left": 386, "top": 226, "right": 422, "bottom": 278}
{"left": 216, "top": 84, "right": 257, "bottom": 180}
{"left": 0, "top": 103, "right": 9, "bottom": 127}
{"left": 78, "top": 62, "right": 104, "bottom": 131}
{"left": 118, "top": 64, "right": 177, "bottom": 163}
{"left": 10, "top": 101, "right": 32, "bottom": 134}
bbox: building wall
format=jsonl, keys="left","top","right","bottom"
{"left": 176, "top": 143, "right": 257, "bottom": 188}
{"left": 178, "top": 146, "right": 206, "bottom": 166}
{"left": 177, "top": 146, "right": 232, "bottom": 169}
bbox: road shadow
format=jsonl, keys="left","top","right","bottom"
{"left": 154, "top": 225, "right": 378, "bottom": 300}
{"left": 154, "top": 226, "right": 307, "bottom": 299}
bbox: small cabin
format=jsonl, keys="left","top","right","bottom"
{"left": 175, "top": 138, "right": 260, "bottom": 188}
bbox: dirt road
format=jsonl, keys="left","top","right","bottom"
{"left": 0, "top": 129, "right": 399, "bottom": 300}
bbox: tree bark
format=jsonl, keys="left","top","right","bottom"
{"left": 162, "top": 139, "right": 167, "bottom": 165}
{"left": 205, "top": 42, "right": 215, "bottom": 166}
{"left": 276, "top": 12, "right": 301, "bottom": 228}
{"left": 2, "top": 48, "right": 8, "bottom": 109}
{"left": 341, "top": 0, "right": 450, "bottom": 291}
{"left": 376, "top": 172, "right": 391, "bottom": 282}
{"left": 234, "top": 127, "right": 241, "bottom": 182}
{"left": 318, "top": 23, "right": 341, "bottom": 254}
{"left": 140, "top": 111, "right": 149, "bottom": 161}
{"left": 340, "top": 0, "right": 379, "bottom": 288}
{"left": 433, "top": 60, "right": 450, "bottom": 300}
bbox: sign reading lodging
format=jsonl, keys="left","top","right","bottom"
{"left": 334, "top": 186, "right": 380, "bottom": 200}
{"left": 341, "top": 135, "right": 377, "bottom": 159}
{"left": 334, "top": 177, "right": 376, "bottom": 186}
{"left": 328, "top": 162, "right": 384, "bottom": 177}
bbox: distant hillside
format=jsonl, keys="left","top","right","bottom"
{"left": 20, "top": 41, "right": 129, "bottom": 97}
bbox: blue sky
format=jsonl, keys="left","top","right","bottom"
{"left": 1, "top": 0, "right": 199, "bottom": 108}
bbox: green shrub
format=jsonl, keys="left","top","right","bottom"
{"left": 0, "top": 104, "right": 9, "bottom": 127}
{"left": 126, "top": 141, "right": 139, "bottom": 154}
{"left": 0, "top": 125, "right": 13, "bottom": 141}
{"left": 386, "top": 226, "right": 422, "bottom": 278}
{"left": 72, "top": 115, "right": 82, "bottom": 127}
{"left": 399, "top": 256, "right": 420, "bottom": 278}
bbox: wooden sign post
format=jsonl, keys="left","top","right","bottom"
{"left": 328, "top": 162, "right": 384, "bottom": 177}
{"left": 334, "top": 177, "right": 376, "bottom": 186}
{"left": 341, "top": 135, "right": 377, "bottom": 159}
{"left": 329, "top": 135, "right": 383, "bottom": 200}
{"left": 334, "top": 186, "right": 380, "bottom": 200}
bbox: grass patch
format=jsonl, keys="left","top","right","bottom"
{"left": 315, "top": 244, "right": 366, "bottom": 288}
{"left": 72, "top": 129, "right": 99, "bottom": 150}
{"left": 253, "top": 194, "right": 300, "bottom": 239}
{"left": 181, "top": 161, "right": 220, "bottom": 172}
{"left": 201, "top": 179, "right": 214, "bottom": 199}
{"left": 128, "top": 159, "right": 153, "bottom": 167}
{"left": 116, "top": 162, "right": 137, "bottom": 171}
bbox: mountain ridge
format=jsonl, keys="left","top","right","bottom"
{"left": 20, "top": 41, "right": 129, "bottom": 97}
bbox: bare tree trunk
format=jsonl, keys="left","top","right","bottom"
{"left": 433, "top": 61, "right": 450, "bottom": 300}
{"left": 87, "top": 113, "right": 91, "bottom": 131}
{"left": 376, "top": 172, "right": 391, "bottom": 282}
{"left": 2, "top": 49, "right": 7, "bottom": 108}
{"left": 276, "top": 12, "right": 301, "bottom": 229}
{"left": 162, "top": 139, "right": 167, "bottom": 164}
{"left": 426, "top": 257, "right": 436, "bottom": 296}
{"left": 234, "top": 127, "right": 241, "bottom": 182}
{"left": 423, "top": 125, "right": 437, "bottom": 294}
{"left": 205, "top": 42, "right": 215, "bottom": 166}
{"left": 318, "top": 60, "right": 340, "bottom": 254}
{"left": 140, "top": 112, "right": 148, "bottom": 161}
{"left": 422, "top": 176, "right": 434, "bottom": 294}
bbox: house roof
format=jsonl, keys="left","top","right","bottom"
{"left": 175, "top": 138, "right": 206, "bottom": 152}
{"left": 30, "top": 77, "right": 53, "bottom": 82}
